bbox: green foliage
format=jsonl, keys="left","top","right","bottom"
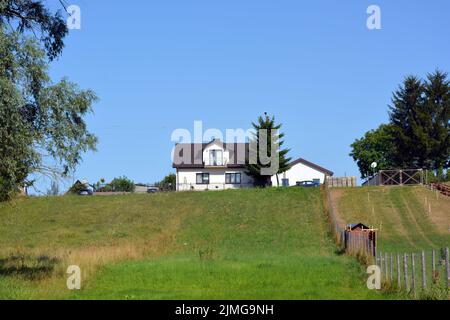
{"left": 388, "top": 71, "right": 449, "bottom": 170}
{"left": 156, "top": 173, "right": 176, "bottom": 190}
{"left": 422, "top": 71, "right": 450, "bottom": 170}
{"left": 0, "top": 0, "right": 68, "bottom": 60}
{"left": 0, "top": 25, "right": 97, "bottom": 201}
{"left": 0, "top": 76, "right": 37, "bottom": 201}
{"left": 351, "top": 70, "right": 450, "bottom": 178}
{"left": 68, "top": 180, "right": 88, "bottom": 194}
{"left": 425, "top": 169, "right": 448, "bottom": 183}
{"left": 108, "top": 176, "right": 135, "bottom": 192}
{"left": 245, "top": 113, "right": 291, "bottom": 187}
{"left": 350, "top": 124, "right": 395, "bottom": 179}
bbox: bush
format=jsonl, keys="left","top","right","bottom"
{"left": 68, "top": 181, "right": 89, "bottom": 194}
{"left": 108, "top": 176, "right": 135, "bottom": 192}
{"left": 426, "top": 169, "right": 449, "bottom": 183}
{"left": 156, "top": 173, "right": 176, "bottom": 191}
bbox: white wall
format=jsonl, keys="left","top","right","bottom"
{"left": 203, "top": 141, "right": 230, "bottom": 166}
{"left": 270, "top": 162, "right": 328, "bottom": 187}
{"left": 176, "top": 168, "right": 253, "bottom": 191}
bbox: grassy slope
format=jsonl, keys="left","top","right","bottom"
{"left": 0, "top": 188, "right": 389, "bottom": 300}
{"left": 332, "top": 186, "right": 449, "bottom": 253}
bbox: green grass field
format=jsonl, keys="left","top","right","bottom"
{"left": 0, "top": 188, "right": 390, "bottom": 300}
{"left": 331, "top": 186, "right": 449, "bottom": 253}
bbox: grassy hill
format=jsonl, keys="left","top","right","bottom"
{"left": 331, "top": 186, "right": 449, "bottom": 253}
{"left": 0, "top": 188, "right": 390, "bottom": 300}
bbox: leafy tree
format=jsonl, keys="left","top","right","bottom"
{"left": 350, "top": 124, "right": 395, "bottom": 179}
{"left": 388, "top": 71, "right": 449, "bottom": 171}
{"left": 0, "top": 77, "right": 37, "bottom": 200}
{"left": 388, "top": 76, "right": 425, "bottom": 168}
{"left": 109, "top": 176, "right": 135, "bottom": 192}
{"left": 423, "top": 70, "right": 450, "bottom": 171}
{"left": 0, "top": 0, "right": 68, "bottom": 60}
{"left": 68, "top": 180, "right": 88, "bottom": 194}
{"left": 351, "top": 71, "right": 449, "bottom": 179}
{"left": 0, "top": 25, "right": 97, "bottom": 201}
{"left": 158, "top": 173, "right": 176, "bottom": 190}
{"left": 245, "top": 113, "right": 291, "bottom": 187}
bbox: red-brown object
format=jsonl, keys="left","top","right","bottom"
{"left": 344, "top": 223, "right": 378, "bottom": 257}
{"left": 431, "top": 183, "right": 450, "bottom": 197}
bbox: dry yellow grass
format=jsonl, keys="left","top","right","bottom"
{"left": 331, "top": 186, "right": 449, "bottom": 252}
{"left": 412, "top": 187, "right": 450, "bottom": 234}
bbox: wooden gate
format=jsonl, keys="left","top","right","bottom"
{"left": 365, "top": 169, "right": 424, "bottom": 186}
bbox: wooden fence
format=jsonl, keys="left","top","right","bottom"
{"left": 323, "top": 186, "right": 345, "bottom": 247}
{"left": 327, "top": 177, "right": 357, "bottom": 188}
{"left": 364, "top": 169, "right": 424, "bottom": 187}
{"left": 376, "top": 248, "right": 449, "bottom": 296}
{"left": 324, "top": 185, "right": 449, "bottom": 297}
{"left": 323, "top": 186, "right": 376, "bottom": 257}
{"left": 430, "top": 183, "right": 450, "bottom": 197}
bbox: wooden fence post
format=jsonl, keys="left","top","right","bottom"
{"left": 404, "top": 253, "right": 409, "bottom": 292}
{"left": 411, "top": 253, "right": 416, "bottom": 296}
{"left": 380, "top": 251, "right": 383, "bottom": 280}
{"left": 397, "top": 254, "right": 401, "bottom": 288}
{"left": 446, "top": 247, "right": 449, "bottom": 288}
{"left": 432, "top": 250, "right": 436, "bottom": 283}
{"left": 390, "top": 253, "right": 394, "bottom": 282}
{"left": 385, "top": 253, "right": 389, "bottom": 281}
{"left": 371, "top": 241, "right": 378, "bottom": 266}
{"left": 421, "top": 251, "right": 426, "bottom": 289}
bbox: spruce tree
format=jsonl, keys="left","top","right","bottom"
{"left": 388, "top": 76, "right": 426, "bottom": 168}
{"left": 423, "top": 70, "right": 450, "bottom": 171}
{"left": 246, "top": 113, "right": 291, "bottom": 187}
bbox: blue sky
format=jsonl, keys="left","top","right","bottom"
{"left": 37, "top": 0, "right": 450, "bottom": 191}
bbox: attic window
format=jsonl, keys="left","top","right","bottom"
{"left": 209, "top": 150, "right": 223, "bottom": 166}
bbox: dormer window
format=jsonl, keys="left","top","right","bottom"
{"left": 209, "top": 150, "right": 223, "bottom": 166}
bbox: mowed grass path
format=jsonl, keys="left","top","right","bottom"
{"left": 0, "top": 188, "right": 389, "bottom": 299}
{"left": 332, "top": 186, "right": 449, "bottom": 253}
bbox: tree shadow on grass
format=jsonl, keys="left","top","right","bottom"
{"left": 0, "top": 254, "right": 59, "bottom": 280}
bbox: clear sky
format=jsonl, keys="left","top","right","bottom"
{"left": 37, "top": 0, "right": 450, "bottom": 191}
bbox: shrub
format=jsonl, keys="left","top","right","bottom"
{"left": 108, "top": 176, "right": 135, "bottom": 192}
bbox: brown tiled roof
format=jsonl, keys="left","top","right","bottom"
{"left": 172, "top": 140, "right": 249, "bottom": 169}
{"left": 173, "top": 140, "right": 333, "bottom": 176}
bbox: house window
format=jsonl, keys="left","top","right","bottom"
{"left": 209, "top": 150, "right": 223, "bottom": 166}
{"left": 226, "top": 173, "right": 241, "bottom": 185}
{"left": 196, "top": 173, "right": 210, "bottom": 185}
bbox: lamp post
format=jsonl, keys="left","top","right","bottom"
{"left": 370, "top": 162, "right": 378, "bottom": 186}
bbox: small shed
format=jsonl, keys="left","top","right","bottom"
{"left": 347, "top": 223, "right": 370, "bottom": 232}
{"left": 344, "top": 223, "right": 377, "bottom": 257}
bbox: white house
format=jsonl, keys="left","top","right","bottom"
{"left": 173, "top": 139, "right": 333, "bottom": 191}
